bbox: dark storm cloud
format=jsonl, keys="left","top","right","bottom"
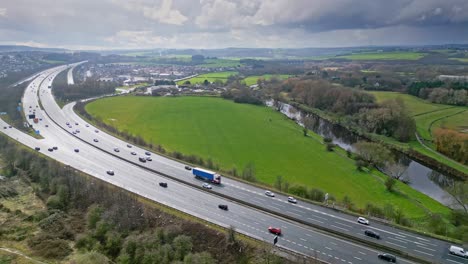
{"left": 0, "top": 0, "right": 467, "bottom": 49}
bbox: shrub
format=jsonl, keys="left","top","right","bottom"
{"left": 308, "top": 188, "right": 325, "bottom": 202}
{"left": 46, "top": 195, "right": 63, "bottom": 210}
{"left": 27, "top": 233, "right": 72, "bottom": 259}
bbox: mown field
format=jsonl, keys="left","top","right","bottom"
{"left": 243, "top": 74, "right": 293, "bottom": 86}
{"left": 370, "top": 91, "right": 468, "bottom": 174}
{"left": 336, "top": 52, "right": 427, "bottom": 60}
{"left": 199, "top": 59, "right": 242, "bottom": 68}
{"left": 86, "top": 96, "right": 450, "bottom": 219}
{"left": 370, "top": 92, "right": 468, "bottom": 137}
{"left": 177, "top": 71, "right": 238, "bottom": 85}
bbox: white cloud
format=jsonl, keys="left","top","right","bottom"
{"left": 113, "top": 0, "right": 187, "bottom": 25}
{"left": 0, "top": 8, "right": 6, "bottom": 17}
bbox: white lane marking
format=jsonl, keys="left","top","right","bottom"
{"left": 325, "top": 247, "right": 332, "bottom": 251}
{"left": 413, "top": 249, "right": 434, "bottom": 256}
{"left": 309, "top": 214, "right": 328, "bottom": 221}
{"left": 334, "top": 221, "right": 351, "bottom": 228}
{"left": 385, "top": 241, "right": 407, "bottom": 248}
{"left": 446, "top": 259, "right": 464, "bottom": 264}
{"left": 286, "top": 211, "right": 301, "bottom": 217}
{"left": 330, "top": 242, "right": 337, "bottom": 246}
{"left": 388, "top": 237, "right": 408, "bottom": 244}
{"left": 331, "top": 225, "right": 349, "bottom": 232}
{"left": 307, "top": 218, "right": 324, "bottom": 224}
{"left": 416, "top": 245, "right": 436, "bottom": 252}
{"left": 300, "top": 238, "right": 307, "bottom": 242}
{"left": 354, "top": 257, "right": 362, "bottom": 260}
{"left": 358, "top": 251, "right": 366, "bottom": 255}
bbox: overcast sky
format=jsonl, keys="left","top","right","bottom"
{"left": 1, "top": 0, "right": 468, "bottom": 50}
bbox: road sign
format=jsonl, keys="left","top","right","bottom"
{"left": 273, "top": 235, "right": 278, "bottom": 245}
{"left": 35, "top": 130, "right": 40, "bottom": 135}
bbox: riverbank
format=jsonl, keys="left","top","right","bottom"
{"left": 287, "top": 100, "right": 468, "bottom": 180}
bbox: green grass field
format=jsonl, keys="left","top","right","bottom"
{"left": 336, "top": 52, "right": 427, "bottom": 60}
{"left": 369, "top": 91, "right": 468, "bottom": 174}
{"left": 449, "top": 58, "right": 468, "bottom": 63}
{"left": 243, "top": 74, "right": 293, "bottom": 86}
{"left": 177, "top": 71, "right": 238, "bottom": 85}
{"left": 199, "top": 59, "right": 242, "bottom": 68}
{"left": 370, "top": 92, "right": 468, "bottom": 135}
{"left": 86, "top": 96, "right": 450, "bottom": 219}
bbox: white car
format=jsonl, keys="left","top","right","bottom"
{"left": 106, "top": 170, "right": 114, "bottom": 176}
{"left": 357, "top": 217, "right": 369, "bottom": 225}
{"left": 202, "top": 183, "right": 212, "bottom": 189}
{"left": 449, "top": 245, "right": 468, "bottom": 258}
{"left": 265, "top": 190, "right": 275, "bottom": 197}
{"left": 288, "top": 196, "right": 297, "bottom": 203}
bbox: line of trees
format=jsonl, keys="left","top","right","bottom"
{"left": 289, "top": 80, "right": 376, "bottom": 115}
{"left": 53, "top": 77, "right": 117, "bottom": 102}
{"left": 408, "top": 81, "right": 468, "bottom": 106}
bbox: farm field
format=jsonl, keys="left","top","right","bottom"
{"left": 176, "top": 71, "right": 238, "bottom": 85}
{"left": 199, "top": 58, "right": 242, "bottom": 68}
{"left": 336, "top": 52, "right": 427, "bottom": 60}
{"left": 243, "top": 74, "right": 293, "bottom": 86}
{"left": 370, "top": 91, "right": 468, "bottom": 174}
{"left": 370, "top": 92, "right": 468, "bottom": 136}
{"left": 86, "top": 96, "right": 450, "bottom": 219}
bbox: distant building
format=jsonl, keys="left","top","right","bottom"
{"left": 438, "top": 75, "right": 468, "bottom": 82}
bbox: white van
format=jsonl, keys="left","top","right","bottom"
{"left": 449, "top": 245, "right": 468, "bottom": 258}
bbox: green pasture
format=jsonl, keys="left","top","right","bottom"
{"left": 86, "top": 96, "right": 450, "bottom": 219}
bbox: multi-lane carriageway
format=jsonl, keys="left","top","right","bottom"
{"left": 1, "top": 64, "right": 467, "bottom": 264}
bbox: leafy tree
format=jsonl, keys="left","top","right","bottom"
{"left": 385, "top": 177, "right": 396, "bottom": 192}
{"left": 173, "top": 235, "right": 193, "bottom": 260}
{"left": 87, "top": 205, "right": 103, "bottom": 229}
{"left": 71, "top": 251, "right": 110, "bottom": 264}
{"left": 184, "top": 252, "right": 215, "bottom": 264}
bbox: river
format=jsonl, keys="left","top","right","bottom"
{"left": 266, "top": 100, "right": 458, "bottom": 207}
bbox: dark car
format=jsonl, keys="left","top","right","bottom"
{"left": 3, "top": 126, "right": 6, "bottom": 129}
{"left": 106, "top": 170, "right": 115, "bottom": 176}
{"left": 185, "top": 165, "right": 192, "bottom": 170}
{"left": 159, "top": 182, "right": 168, "bottom": 188}
{"left": 268, "top": 227, "right": 281, "bottom": 235}
{"left": 139, "top": 157, "right": 147, "bottom": 162}
{"left": 34, "top": 147, "right": 40, "bottom": 151}
{"left": 93, "top": 139, "right": 99, "bottom": 142}
{"left": 53, "top": 146, "right": 58, "bottom": 150}
{"left": 74, "top": 148, "right": 79, "bottom": 153}
{"left": 145, "top": 151, "right": 151, "bottom": 156}
{"left": 378, "top": 253, "right": 396, "bottom": 262}
{"left": 48, "top": 148, "right": 53, "bottom": 152}
{"left": 218, "top": 204, "right": 228, "bottom": 210}
{"left": 364, "top": 229, "right": 380, "bottom": 239}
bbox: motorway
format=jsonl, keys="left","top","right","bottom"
{"left": 1, "top": 65, "right": 467, "bottom": 264}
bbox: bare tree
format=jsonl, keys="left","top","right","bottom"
{"left": 385, "top": 162, "right": 407, "bottom": 181}
{"left": 446, "top": 181, "right": 468, "bottom": 214}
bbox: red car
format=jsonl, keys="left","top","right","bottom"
{"left": 268, "top": 227, "right": 281, "bottom": 235}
